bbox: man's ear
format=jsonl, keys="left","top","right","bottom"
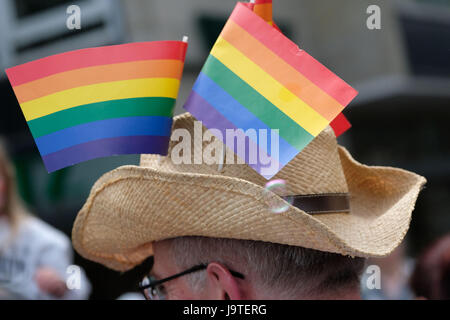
{"left": 205, "top": 262, "right": 243, "bottom": 300}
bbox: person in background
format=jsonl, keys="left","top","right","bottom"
{"left": 361, "top": 242, "right": 415, "bottom": 300}
{"left": 410, "top": 234, "right": 450, "bottom": 300}
{"left": 0, "top": 140, "right": 91, "bottom": 299}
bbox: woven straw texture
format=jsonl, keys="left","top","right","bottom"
{"left": 72, "top": 113, "right": 426, "bottom": 271}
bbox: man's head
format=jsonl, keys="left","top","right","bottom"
{"left": 146, "top": 236, "right": 366, "bottom": 300}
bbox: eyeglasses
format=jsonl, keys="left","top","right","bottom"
{"left": 138, "top": 263, "right": 245, "bottom": 300}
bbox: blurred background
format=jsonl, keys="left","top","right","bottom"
{"left": 0, "top": 0, "right": 449, "bottom": 299}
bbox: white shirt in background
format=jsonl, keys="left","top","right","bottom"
{"left": 0, "top": 215, "right": 91, "bottom": 300}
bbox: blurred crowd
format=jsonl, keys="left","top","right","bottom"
{"left": 361, "top": 238, "right": 450, "bottom": 300}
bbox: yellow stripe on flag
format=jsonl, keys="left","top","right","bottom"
{"left": 21, "top": 78, "right": 180, "bottom": 121}
{"left": 211, "top": 37, "right": 327, "bottom": 136}
{"left": 222, "top": 20, "right": 344, "bottom": 121}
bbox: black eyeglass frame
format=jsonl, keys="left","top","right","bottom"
{"left": 139, "top": 263, "right": 245, "bottom": 295}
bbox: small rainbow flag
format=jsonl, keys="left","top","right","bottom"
{"left": 249, "top": 0, "right": 353, "bottom": 137}
{"left": 6, "top": 41, "right": 187, "bottom": 172}
{"left": 184, "top": 3, "right": 358, "bottom": 179}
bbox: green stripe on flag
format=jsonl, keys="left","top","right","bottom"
{"left": 27, "top": 97, "right": 176, "bottom": 138}
{"left": 204, "top": 55, "right": 313, "bottom": 151}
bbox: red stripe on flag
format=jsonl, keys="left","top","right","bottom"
{"left": 330, "top": 113, "right": 352, "bottom": 137}
{"left": 6, "top": 41, "right": 188, "bottom": 87}
{"left": 230, "top": 3, "right": 357, "bottom": 107}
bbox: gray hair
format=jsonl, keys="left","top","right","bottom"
{"left": 169, "top": 236, "right": 365, "bottom": 298}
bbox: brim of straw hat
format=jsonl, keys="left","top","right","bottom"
{"left": 72, "top": 146, "right": 426, "bottom": 272}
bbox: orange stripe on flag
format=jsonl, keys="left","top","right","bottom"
{"left": 230, "top": 3, "right": 358, "bottom": 107}
{"left": 6, "top": 41, "right": 187, "bottom": 87}
{"left": 221, "top": 20, "right": 344, "bottom": 121}
{"left": 13, "top": 60, "right": 184, "bottom": 103}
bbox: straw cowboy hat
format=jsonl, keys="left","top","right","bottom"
{"left": 72, "top": 113, "right": 426, "bottom": 271}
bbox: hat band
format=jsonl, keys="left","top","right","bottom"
{"left": 289, "top": 193, "right": 350, "bottom": 214}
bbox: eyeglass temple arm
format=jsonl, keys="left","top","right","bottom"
{"left": 139, "top": 264, "right": 244, "bottom": 290}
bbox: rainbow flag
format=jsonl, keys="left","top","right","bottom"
{"left": 184, "top": 3, "right": 358, "bottom": 179}
{"left": 6, "top": 41, "right": 187, "bottom": 172}
{"left": 249, "top": 0, "right": 352, "bottom": 137}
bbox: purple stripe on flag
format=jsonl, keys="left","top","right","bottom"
{"left": 185, "top": 90, "right": 281, "bottom": 179}
{"left": 42, "top": 135, "right": 169, "bottom": 173}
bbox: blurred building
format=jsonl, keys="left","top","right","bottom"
{"left": 0, "top": 0, "right": 449, "bottom": 298}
